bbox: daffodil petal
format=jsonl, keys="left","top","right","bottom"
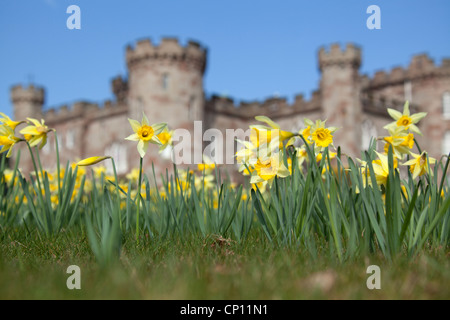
{"left": 137, "top": 139, "right": 149, "bottom": 158}
{"left": 128, "top": 119, "right": 141, "bottom": 133}
{"left": 410, "top": 112, "right": 427, "bottom": 123}
{"left": 125, "top": 133, "right": 140, "bottom": 141}
{"left": 151, "top": 123, "right": 167, "bottom": 135}
{"left": 254, "top": 116, "right": 280, "bottom": 129}
{"left": 387, "top": 108, "right": 402, "bottom": 121}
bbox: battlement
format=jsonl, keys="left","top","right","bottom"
{"left": 44, "top": 99, "right": 127, "bottom": 124}
{"left": 11, "top": 84, "right": 45, "bottom": 104}
{"left": 126, "top": 37, "right": 207, "bottom": 73}
{"left": 367, "top": 54, "right": 450, "bottom": 88}
{"left": 111, "top": 75, "right": 128, "bottom": 103}
{"left": 361, "top": 92, "right": 420, "bottom": 117}
{"left": 318, "top": 43, "right": 361, "bottom": 71}
{"left": 206, "top": 90, "right": 321, "bottom": 120}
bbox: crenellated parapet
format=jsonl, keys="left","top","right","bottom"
{"left": 126, "top": 37, "right": 207, "bottom": 74}
{"left": 111, "top": 75, "right": 128, "bottom": 103}
{"left": 366, "top": 54, "right": 450, "bottom": 89}
{"left": 318, "top": 43, "right": 361, "bottom": 71}
{"left": 11, "top": 84, "right": 45, "bottom": 104}
{"left": 360, "top": 92, "right": 420, "bottom": 117}
{"left": 206, "top": 90, "right": 321, "bottom": 120}
{"left": 44, "top": 99, "right": 127, "bottom": 125}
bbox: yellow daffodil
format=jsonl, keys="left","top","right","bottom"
{"left": 384, "top": 101, "right": 427, "bottom": 136}
{"left": 312, "top": 128, "right": 333, "bottom": 148}
{"left": 383, "top": 126, "right": 414, "bottom": 159}
{"left": 295, "top": 145, "right": 308, "bottom": 167}
{"left": 125, "top": 113, "right": 167, "bottom": 158}
{"left": 126, "top": 168, "right": 140, "bottom": 183}
{"left": 249, "top": 116, "right": 295, "bottom": 148}
{"left": 300, "top": 126, "right": 312, "bottom": 143}
{"left": 402, "top": 151, "right": 436, "bottom": 179}
{"left": 250, "top": 152, "right": 290, "bottom": 185}
{"left": 0, "top": 112, "right": 24, "bottom": 130}
{"left": 198, "top": 156, "right": 216, "bottom": 173}
{"left": 304, "top": 118, "right": 338, "bottom": 149}
{"left": 157, "top": 127, "right": 173, "bottom": 152}
{"left": 372, "top": 151, "right": 398, "bottom": 186}
{"left": 0, "top": 125, "right": 21, "bottom": 158}
{"left": 19, "top": 118, "right": 53, "bottom": 149}
{"left": 76, "top": 156, "right": 111, "bottom": 167}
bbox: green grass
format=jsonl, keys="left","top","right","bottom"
{"left": 1, "top": 228, "right": 448, "bottom": 300}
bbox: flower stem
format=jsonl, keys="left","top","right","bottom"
{"left": 136, "top": 156, "right": 143, "bottom": 243}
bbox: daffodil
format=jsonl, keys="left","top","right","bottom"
{"left": 76, "top": 156, "right": 111, "bottom": 167}
{"left": 249, "top": 116, "right": 295, "bottom": 148}
{"left": 304, "top": 118, "right": 338, "bottom": 149}
{"left": 0, "top": 112, "right": 24, "bottom": 130}
{"left": 382, "top": 126, "right": 414, "bottom": 159}
{"left": 402, "top": 151, "right": 436, "bottom": 179}
{"left": 372, "top": 151, "right": 398, "bottom": 186}
{"left": 0, "top": 125, "right": 21, "bottom": 158}
{"left": 198, "top": 156, "right": 216, "bottom": 173}
{"left": 19, "top": 118, "right": 53, "bottom": 149}
{"left": 157, "top": 127, "right": 173, "bottom": 152}
{"left": 125, "top": 113, "right": 167, "bottom": 158}
{"left": 384, "top": 101, "right": 427, "bottom": 136}
{"left": 250, "top": 151, "right": 290, "bottom": 185}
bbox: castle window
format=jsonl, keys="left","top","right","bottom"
{"left": 443, "top": 92, "right": 450, "bottom": 119}
{"left": 66, "top": 130, "right": 75, "bottom": 150}
{"left": 443, "top": 131, "right": 450, "bottom": 155}
{"left": 188, "top": 96, "right": 196, "bottom": 120}
{"left": 404, "top": 81, "right": 412, "bottom": 102}
{"left": 105, "top": 142, "right": 128, "bottom": 175}
{"left": 361, "top": 119, "right": 378, "bottom": 150}
{"left": 162, "top": 73, "right": 169, "bottom": 90}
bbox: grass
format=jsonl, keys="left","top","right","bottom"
{"left": 1, "top": 228, "right": 449, "bottom": 300}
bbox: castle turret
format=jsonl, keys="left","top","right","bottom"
{"left": 11, "top": 84, "right": 45, "bottom": 121}
{"left": 319, "top": 43, "right": 362, "bottom": 156}
{"left": 9, "top": 84, "right": 45, "bottom": 174}
{"left": 125, "top": 37, "right": 207, "bottom": 168}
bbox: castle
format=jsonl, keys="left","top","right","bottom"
{"left": 9, "top": 37, "right": 450, "bottom": 181}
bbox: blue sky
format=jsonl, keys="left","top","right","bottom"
{"left": 1, "top": 0, "right": 449, "bottom": 118}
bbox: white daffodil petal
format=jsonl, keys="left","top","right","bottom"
{"left": 387, "top": 108, "right": 403, "bottom": 121}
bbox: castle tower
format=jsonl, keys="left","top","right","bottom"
{"left": 10, "top": 84, "right": 45, "bottom": 174}
{"left": 11, "top": 84, "right": 45, "bottom": 121}
{"left": 125, "top": 38, "right": 207, "bottom": 170}
{"left": 319, "top": 43, "right": 362, "bottom": 157}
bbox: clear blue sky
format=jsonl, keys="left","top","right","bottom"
{"left": 1, "top": 0, "right": 449, "bottom": 118}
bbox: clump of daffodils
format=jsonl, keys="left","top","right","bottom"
{"left": 357, "top": 101, "right": 436, "bottom": 191}
{"left": 236, "top": 115, "right": 339, "bottom": 189}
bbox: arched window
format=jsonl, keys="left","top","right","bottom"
{"left": 443, "top": 131, "right": 450, "bottom": 156}
{"left": 66, "top": 129, "right": 75, "bottom": 150}
{"left": 105, "top": 142, "right": 128, "bottom": 175}
{"left": 443, "top": 92, "right": 450, "bottom": 119}
{"left": 162, "top": 73, "right": 169, "bottom": 90}
{"left": 188, "top": 96, "right": 196, "bottom": 120}
{"left": 361, "top": 119, "right": 378, "bottom": 151}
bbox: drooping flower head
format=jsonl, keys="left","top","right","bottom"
{"left": 125, "top": 113, "right": 167, "bottom": 158}
{"left": 402, "top": 151, "right": 436, "bottom": 179}
{"left": 0, "top": 112, "right": 24, "bottom": 130}
{"left": 19, "top": 118, "right": 53, "bottom": 149}
{"left": 0, "top": 125, "right": 22, "bottom": 158}
{"left": 250, "top": 151, "right": 290, "bottom": 185}
{"left": 249, "top": 116, "right": 295, "bottom": 148}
